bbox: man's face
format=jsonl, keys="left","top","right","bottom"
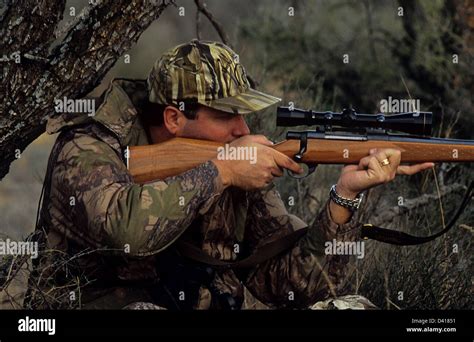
{"left": 179, "top": 106, "right": 251, "bottom": 143}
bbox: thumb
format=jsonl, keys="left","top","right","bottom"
{"left": 358, "top": 155, "right": 373, "bottom": 170}
{"left": 247, "top": 134, "right": 274, "bottom": 147}
{"left": 342, "top": 164, "right": 359, "bottom": 173}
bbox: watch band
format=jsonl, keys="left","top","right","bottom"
{"left": 329, "top": 184, "right": 364, "bottom": 211}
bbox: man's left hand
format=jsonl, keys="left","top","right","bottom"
{"left": 328, "top": 148, "right": 434, "bottom": 225}
{"left": 336, "top": 148, "right": 434, "bottom": 199}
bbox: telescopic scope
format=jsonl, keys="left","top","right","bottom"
{"left": 276, "top": 107, "right": 433, "bottom": 136}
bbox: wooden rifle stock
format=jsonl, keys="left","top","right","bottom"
{"left": 129, "top": 136, "right": 474, "bottom": 184}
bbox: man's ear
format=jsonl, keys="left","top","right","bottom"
{"left": 163, "top": 106, "right": 187, "bottom": 135}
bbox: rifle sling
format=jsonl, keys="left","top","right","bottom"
{"left": 177, "top": 228, "right": 307, "bottom": 269}
{"left": 361, "top": 181, "right": 473, "bottom": 245}
{"left": 178, "top": 181, "right": 472, "bottom": 269}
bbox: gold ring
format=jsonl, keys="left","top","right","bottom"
{"left": 380, "top": 158, "right": 390, "bottom": 166}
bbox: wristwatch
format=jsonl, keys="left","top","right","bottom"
{"left": 329, "top": 184, "right": 364, "bottom": 211}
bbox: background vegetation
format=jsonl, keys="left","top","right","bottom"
{"left": 1, "top": 0, "right": 472, "bottom": 309}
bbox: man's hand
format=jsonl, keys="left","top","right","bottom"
{"left": 337, "top": 148, "right": 434, "bottom": 197}
{"left": 330, "top": 148, "right": 434, "bottom": 224}
{"left": 212, "top": 135, "right": 303, "bottom": 191}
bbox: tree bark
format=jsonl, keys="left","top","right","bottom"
{"left": 0, "top": 0, "right": 172, "bottom": 181}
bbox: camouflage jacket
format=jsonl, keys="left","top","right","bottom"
{"left": 27, "top": 79, "right": 362, "bottom": 310}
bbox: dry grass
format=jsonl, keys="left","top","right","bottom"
{"left": 276, "top": 163, "right": 473, "bottom": 309}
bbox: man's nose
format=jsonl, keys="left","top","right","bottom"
{"left": 232, "top": 115, "right": 250, "bottom": 137}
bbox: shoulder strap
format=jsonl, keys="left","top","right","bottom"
{"left": 361, "top": 181, "right": 473, "bottom": 245}
{"left": 177, "top": 228, "right": 307, "bottom": 269}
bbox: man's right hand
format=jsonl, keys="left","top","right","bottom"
{"left": 212, "top": 135, "right": 303, "bottom": 191}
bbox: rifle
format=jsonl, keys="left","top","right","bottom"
{"left": 128, "top": 106, "right": 474, "bottom": 254}
{"left": 129, "top": 107, "right": 474, "bottom": 183}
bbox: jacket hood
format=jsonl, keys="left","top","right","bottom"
{"left": 46, "top": 79, "right": 150, "bottom": 147}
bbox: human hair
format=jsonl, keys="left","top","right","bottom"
{"left": 140, "top": 101, "right": 200, "bottom": 127}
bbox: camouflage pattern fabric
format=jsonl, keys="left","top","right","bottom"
{"left": 123, "top": 295, "right": 378, "bottom": 310}
{"left": 28, "top": 75, "right": 362, "bottom": 309}
{"left": 310, "top": 295, "right": 378, "bottom": 310}
{"left": 147, "top": 39, "right": 281, "bottom": 114}
{"left": 122, "top": 302, "right": 167, "bottom": 310}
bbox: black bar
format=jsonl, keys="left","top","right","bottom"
{"left": 0, "top": 310, "right": 471, "bottom": 337}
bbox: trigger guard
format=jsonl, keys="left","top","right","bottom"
{"left": 287, "top": 163, "right": 318, "bottom": 179}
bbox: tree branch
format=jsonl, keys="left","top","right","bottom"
{"left": 195, "top": 5, "right": 202, "bottom": 40}
{"left": 194, "top": 0, "right": 232, "bottom": 48}
{"left": 0, "top": 0, "right": 172, "bottom": 181}
{"left": 369, "top": 183, "right": 466, "bottom": 226}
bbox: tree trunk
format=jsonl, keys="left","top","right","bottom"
{"left": 0, "top": 0, "right": 172, "bottom": 181}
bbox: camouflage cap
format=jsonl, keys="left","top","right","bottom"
{"left": 147, "top": 40, "right": 281, "bottom": 114}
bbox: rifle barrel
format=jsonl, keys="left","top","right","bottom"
{"left": 276, "top": 134, "right": 474, "bottom": 164}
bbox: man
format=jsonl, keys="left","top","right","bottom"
{"left": 26, "top": 40, "right": 433, "bottom": 310}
